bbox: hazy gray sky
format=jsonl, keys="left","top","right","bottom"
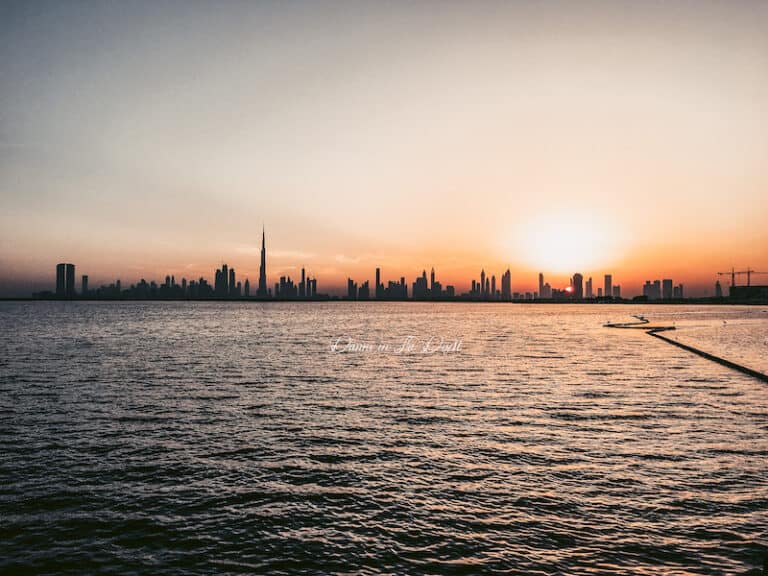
{"left": 1, "top": 0, "right": 767, "bottom": 295}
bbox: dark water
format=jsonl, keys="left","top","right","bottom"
{"left": 1, "top": 302, "right": 767, "bottom": 575}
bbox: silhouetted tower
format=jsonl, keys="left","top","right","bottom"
{"left": 715, "top": 280, "right": 723, "bottom": 298}
{"left": 375, "top": 268, "right": 383, "bottom": 299}
{"left": 56, "top": 263, "right": 66, "bottom": 297}
{"left": 491, "top": 275, "right": 496, "bottom": 299}
{"left": 502, "top": 269, "right": 511, "bottom": 301}
{"left": 572, "top": 273, "right": 583, "bottom": 299}
{"left": 300, "top": 267, "right": 306, "bottom": 298}
{"left": 481, "top": 269, "right": 486, "bottom": 298}
{"left": 662, "top": 279, "right": 673, "bottom": 300}
{"left": 258, "top": 227, "right": 268, "bottom": 297}
{"left": 220, "top": 264, "right": 228, "bottom": 295}
{"left": 538, "top": 273, "right": 544, "bottom": 298}
{"left": 604, "top": 274, "right": 612, "bottom": 299}
{"left": 244, "top": 278, "right": 250, "bottom": 297}
{"left": 81, "top": 275, "right": 88, "bottom": 296}
{"left": 65, "top": 263, "right": 76, "bottom": 297}
{"left": 430, "top": 268, "right": 435, "bottom": 292}
{"left": 229, "top": 267, "right": 236, "bottom": 296}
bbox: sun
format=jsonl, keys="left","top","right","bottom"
{"left": 507, "top": 210, "right": 623, "bottom": 274}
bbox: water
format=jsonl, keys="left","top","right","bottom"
{"left": 1, "top": 302, "right": 766, "bottom": 575}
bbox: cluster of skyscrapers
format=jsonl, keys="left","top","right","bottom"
{"left": 50, "top": 255, "right": 631, "bottom": 302}
{"left": 46, "top": 229, "right": 322, "bottom": 300}
{"left": 275, "top": 268, "right": 318, "bottom": 298}
{"left": 349, "top": 267, "right": 533, "bottom": 301}
{"left": 534, "top": 272, "right": 621, "bottom": 300}
{"left": 44, "top": 229, "right": 717, "bottom": 303}
{"left": 642, "top": 278, "right": 684, "bottom": 300}
{"left": 213, "top": 264, "right": 247, "bottom": 298}
{"left": 345, "top": 269, "right": 622, "bottom": 302}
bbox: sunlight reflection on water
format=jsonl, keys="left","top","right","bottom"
{"left": 0, "top": 302, "right": 766, "bottom": 575}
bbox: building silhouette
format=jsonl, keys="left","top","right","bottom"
{"left": 358, "top": 280, "right": 370, "bottom": 300}
{"left": 257, "top": 226, "right": 268, "bottom": 297}
{"left": 604, "top": 274, "right": 612, "bottom": 299}
{"left": 502, "top": 269, "right": 511, "bottom": 301}
{"left": 572, "top": 273, "right": 583, "bottom": 299}
{"left": 55, "top": 263, "right": 76, "bottom": 297}
{"left": 412, "top": 270, "right": 428, "bottom": 300}
{"left": 662, "top": 279, "right": 673, "bottom": 299}
{"left": 643, "top": 280, "right": 662, "bottom": 300}
{"left": 56, "top": 263, "right": 66, "bottom": 297}
{"left": 375, "top": 268, "right": 383, "bottom": 299}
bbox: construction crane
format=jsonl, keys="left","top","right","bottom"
{"left": 717, "top": 268, "right": 768, "bottom": 287}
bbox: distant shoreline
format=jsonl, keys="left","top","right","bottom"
{"left": 2, "top": 297, "right": 766, "bottom": 305}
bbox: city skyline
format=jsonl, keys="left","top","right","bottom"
{"left": 11, "top": 244, "right": 767, "bottom": 298}
{"left": 35, "top": 228, "right": 760, "bottom": 300}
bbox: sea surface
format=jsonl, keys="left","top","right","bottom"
{"left": 1, "top": 302, "right": 767, "bottom": 575}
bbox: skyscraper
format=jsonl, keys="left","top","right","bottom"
{"left": 538, "top": 273, "right": 544, "bottom": 298}
{"left": 502, "top": 269, "right": 511, "bottom": 301}
{"left": 358, "top": 280, "right": 370, "bottom": 300}
{"left": 257, "top": 226, "right": 268, "bottom": 297}
{"left": 65, "top": 263, "right": 76, "bottom": 297}
{"left": 81, "top": 275, "right": 88, "bottom": 296}
{"left": 604, "top": 274, "right": 612, "bottom": 299}
{"left": 56, "top": 263, "right": 66, "bottom": 297}
{"left": 480, "top": 269, "right": 486, "bottom": 298}
{"left": 585, "top": 277, "right": 593, "bottom": 298}
{"left": 375, "top": 268, "right": 383, "bottom": 299}
{"left": 662, "top": 279, "right": 673, "bottom": 299}
{"left": 644, "top": 280, "right": 662, "bottom": 300}
{"left": 572, "top": 273, "right": 583, "bottom": 299}
{"left": 412, "top": 270, "right": 428, "bottom": 300}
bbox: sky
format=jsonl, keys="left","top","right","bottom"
{"left": 1, "top": 0, "right": 767, "bottom": 296}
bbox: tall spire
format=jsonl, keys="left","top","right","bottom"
{"left": 258, "top": 224, "right": 267, "bottom": 297}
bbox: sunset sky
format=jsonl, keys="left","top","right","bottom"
{"left": 1, "top": 0, "right": 767, "bottom": 296}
